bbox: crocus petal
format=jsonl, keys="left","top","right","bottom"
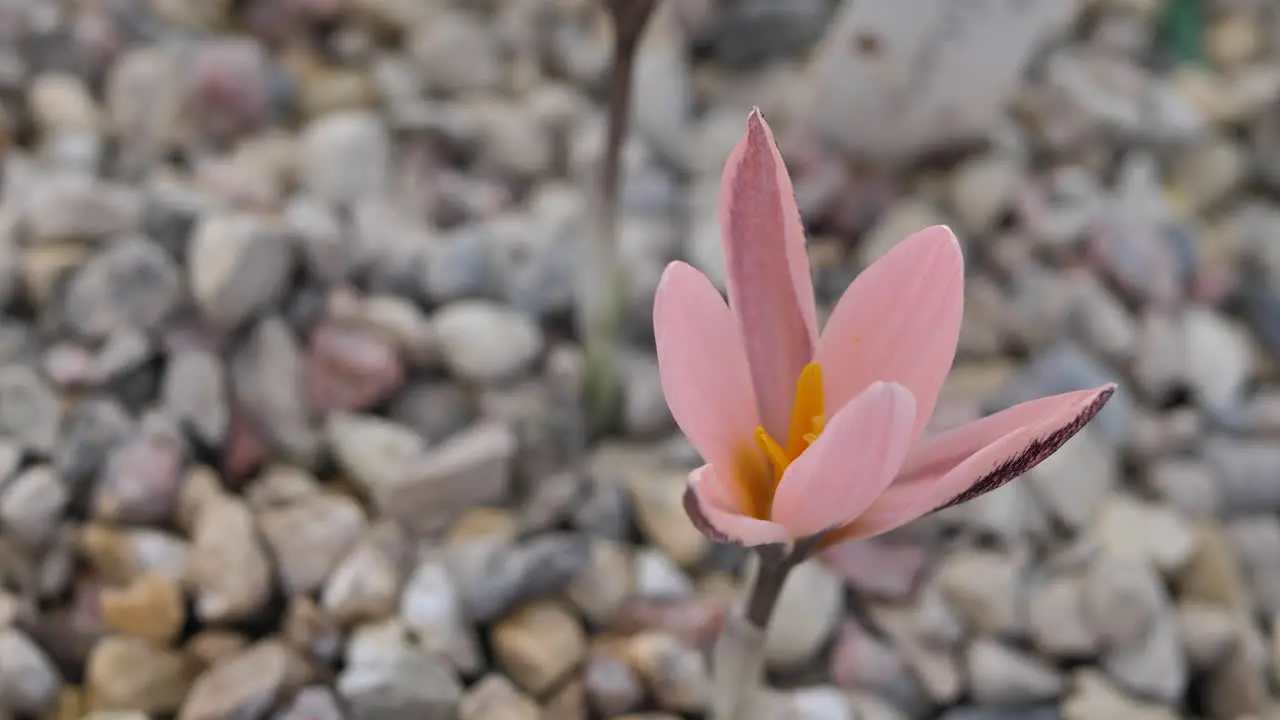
{"left": 816, "top": 225, "right": 964, "bottom": 441}
{"left": 654, "top": 261, "right": 768, "bottom": 511}
{"left": 720, "top": 108, "right": 819, "bottom": 442}
{"left": 684, "top": 465, "right": 792, "bottom": 547}
{"left": 828, "top": 384, "right": 1116, "bottom": 542}
{"left": 770, "top": 382, "right": 916, "bottom": 538}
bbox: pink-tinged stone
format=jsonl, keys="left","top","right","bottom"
{"left": 305, "top": 322, "right": 405, "bottom": 416}
{"left": 223, "top": 410, "right": 268, "bottom": 488}
{"left": 186, "top": 39, "right": 272, "bottom": 143}
{"left": 243, "top": 0, "right": 344, "bottom": 39}
{"left": 93, "top": 429, "right": 185, "bottom": 525}
{"left": 71, "top": 7, "right": 127, "bottom": 71}
{"left": 39, "top": 578, "right": 107, "bottom": 668}
{"left": 830, "top": 619, "right": 912, "bottom": 694}
{"left": 43, "top": 343, "right": 95, "bottom": 389}
{"left": 822, "top": 539, "right": 929, "bottom": 600}
{"left": 1087, "top": 226, "right": 1183, "bottom": 309}
{"left": 1192, "top": 264, "right": 1238, "bottom": 307}
{"left": 610, "top": 598, "right": 727, "bottom": 649}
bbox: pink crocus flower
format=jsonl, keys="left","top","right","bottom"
{"left": 654, "top": 109, "right": 1115, "bottom": 550}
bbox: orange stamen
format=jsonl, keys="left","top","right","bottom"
{"left": 748, "top": 362, "right": 826, "bottom": 518}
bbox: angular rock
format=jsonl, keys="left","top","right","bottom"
{"left": 0, "top": 364, "right": 62, "bottom": 455}
{"left": 387, "top": 381, "right": 471, "bottom": 443}
{"left": 273, "top": 686, "right": 346, "bottom": 720}
{"left": 343, "top": 419, "right": 516, "bottom": 536}
{"left": 77, "top": 523, "right": 190, "bottom": 586}
{"left": 337, "top": 619, "right": 462, "bottom": 720}
{"left": 776, "top": 685, "right": 855, "bottom": 720}
{"left": 326, "top": 413, "right": 425, "bottom": 493}
{"left": 627, "top": 470, "right": 708, "bottom": 569}
{"left": 300, "top": 110, "right": 392, "bottom": 205}
{"left": 0, "top": 628, "right": 58, "bottom": 716}
{"left": 870, "top": 603, "right": 963, "bottom": 705}
{"left": 306, "top": 321, "right": 405, "bottom": 415}
{"left": 244, "top": 464, "right": 321, "bottom": 511}
{"left": 55, "top": 397, "right": 133, "bottom": 497}
{"left": 1182, "top": 307, "right": 1253, "bottom": 416}
{"left": 86, "top": 636, "right": 193, "bottom": 715}
{"left": 179, "top": 641, "right": 291, "bottom": 720}
{"left": 162, "top": 348, "right": 229, "bottom": 448}
{"left": 830, "top": 619, "right": 917, "bottom": 705}
{"left": 624, "top": 631, "right": 709, "bottom": 713}
{"left": 231, "top": 316, "right": 320, "bottom": 462}
{"left": 92, "top": 418, "right": 186, "bottom": 525}
{"left": 1177, "top": 602, "right": 1237, "bottom": 669}
{"left": 1204, "top": 624, "right": 1267, "bottom": 720}
{"left": 0, "top": 464, "right": 68, "bottom": 548}
{"left": 188, "top": 494, "right": 273, "bottom": 623}
{"left": 584, "top": 650, "right": 644, "bottom": 717}
{"left": 1083, "top": 553, "right": 1165, "bottom": 649}
{"left": 432, "top": 301, "right": 543, "bottom": 384}
{"left": 492, "top": 601, "right": 586, "bottom": 695}
{"left": 408, "top": 10, "right": 502, "bottom": 95}
{"left": 284, "top": 595, "right": 344, "bottom": 665}
{"left": 805, "top": 0, "right": 1077, "bottom": 162}
{"left": 763, "top": 558, "right": 843, "bottom": 670}
{"left": 1177, "top": 522, "right": 1250, "bottom": 609}
{"left": 459, "top": 674, "right": 540, "bottom": 720}
{"left": 399, "top": 555, "right": 481, "bottom": 675}
{"left": 966, "top": 637, "right": 1064, "bottom": 705}
{"left": 565, "top": 538, "right": 634, "bottom": 628}
{"left": 1061, "top": 670, "right": 1177, "bottom": 720}
{"left": 63, "top": 237, "right": 181, "bottom": 340}
{"left": 1226, "top": 516, "right": 1280, "bottom": 616}
{"left": 188, "top": 213, "right": 293, "bottom": 329}
{"left": 939, "top": 549, "right": 1026, "bottom": 637}
{"left": 611, "top": 596, "right": 728, "bottom": 650}
{"left": 1028, "top": 573, "right": 1098, "bottom": 659}
{"left": 100, "top": 572, "right": 186, "bottom": 645}
{"left": 30, "top": 71, "right": 100, "bottom": 134}
{"left": 322, "top": 520, "right": 406, "bottom": 625}
{"left": 633, "top": 549, "right": 694, "bottom": 599}
{"left": 1144, "top": 458, "right": 1220, "bottom": 520}
{"left": 1092, "top": 495, "right": 1197, "bottom": 574}
{"left": 258, "top": 493, "right": 366, "bottom": 595}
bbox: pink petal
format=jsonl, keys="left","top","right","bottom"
{"left": 654, "top": 261, "right": 762, "bottom": 509}
{"left": 684, "top": 465, "right": 792, "bottom": 546}
{"left": 720, "top": 108, "right": 819, "bottom": 442}
{"left": 770, "top": 382, "right": 916, "bottom": 538}
{"left": 816, "top": 225, "right": 964, "bottom": 441}
{"left": 835, "top": 384, "right": 1116, "bottom": 541}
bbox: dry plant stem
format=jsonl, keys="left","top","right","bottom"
{"left": 600, "top": 15, "right": 640, "bottom": 231}
{"left": 578, "top": 0, "right": 659, "bottom": 432}
{"left": 710, "top": 545, "right": 799, "bottom": 720}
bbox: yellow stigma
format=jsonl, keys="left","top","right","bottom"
{"left": 755, "top": 362, "right": 825, "bottom": 494}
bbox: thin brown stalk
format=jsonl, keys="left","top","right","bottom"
{"left": 578, "top": 0, "right": 661, "bottom": 434}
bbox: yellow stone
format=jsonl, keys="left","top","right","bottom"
{"left": 101, "top": 572, "right": 186, "bottom": 645}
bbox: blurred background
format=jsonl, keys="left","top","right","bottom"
{"left": 0, "top": 0, "right": 1274, "bottom": 718}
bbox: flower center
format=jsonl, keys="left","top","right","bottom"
{"left": 755, "top": 362, "right": 825, "bottom": 502}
